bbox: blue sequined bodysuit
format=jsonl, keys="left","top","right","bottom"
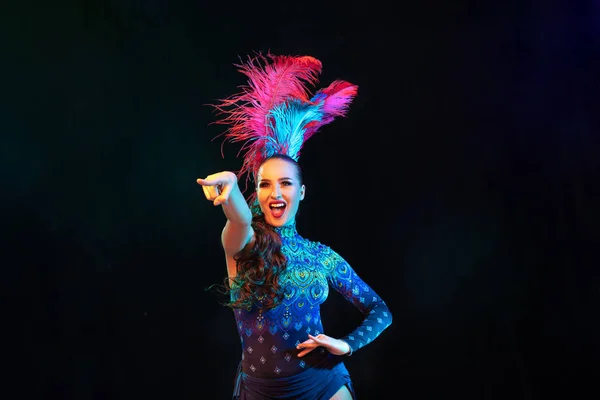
{"left": 231, "top": 223, "right": 393, "bottom": 381}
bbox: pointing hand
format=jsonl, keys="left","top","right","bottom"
{"left": 197, "top": 171, "right": 238, "bottom": 206}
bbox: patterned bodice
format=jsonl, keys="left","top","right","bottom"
{"left": 231, "top": 223, "right": 392, "bottom": 379}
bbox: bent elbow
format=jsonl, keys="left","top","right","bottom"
{"left": 383, "top": 303, "right": 393, "bottom": 328}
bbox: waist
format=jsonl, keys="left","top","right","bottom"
{"left": 242, "top": 348, "right": 328, "bottom": 378}
{"left": 235, "top": 355, "right": 349, "bottom": 397}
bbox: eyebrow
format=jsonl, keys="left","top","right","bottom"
{"left": 259, "top": 177, "right": 294, "bottom": 182}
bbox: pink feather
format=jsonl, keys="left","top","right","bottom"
{"left": 212, "top": 53, "right": 322, "bottom": 143}
{"left": 208, "top": 53, "right": 358, "bottom": 193}
{"left": 209, "top": 53, "right": 323, "bottom": 184}
{"left": 304, "top": 80, "right": 358, "bottom": 141}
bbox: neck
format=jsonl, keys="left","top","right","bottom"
{"left": 273, "top": 221, "right": 298, "bottom": 238}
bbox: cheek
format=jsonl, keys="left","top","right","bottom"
{"left": 258, "top": 196, "right": 269, "bottom": 208}
{"left": 289, "top": 191, "right": 302, "bottom": 205}
{"left": 259, "top": 191, "right": 276, "bottom": 207}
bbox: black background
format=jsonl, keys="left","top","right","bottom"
{"left": 2, "top": 0, "right": 599, "bottom": 399}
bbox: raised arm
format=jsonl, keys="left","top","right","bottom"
{"left": 197, "top": 171, "right": 254, "bottom": 278}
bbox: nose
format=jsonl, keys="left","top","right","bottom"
{"left": 270, "top": 185, "right": 282, "bottom": 199}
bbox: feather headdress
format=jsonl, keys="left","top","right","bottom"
{"left": 210, "top": 52, "right": 358, "bottom": 190}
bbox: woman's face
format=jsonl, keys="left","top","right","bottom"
{"left": 256, "top": 158, "right": 305, "bottom": 227}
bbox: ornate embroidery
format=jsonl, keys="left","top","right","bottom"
{"left": 232, "top": 222, "right": 392, "bottom": 378}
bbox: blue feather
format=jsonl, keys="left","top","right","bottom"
{"left": 267, "top": 99, "right": 324, "bottom": 159}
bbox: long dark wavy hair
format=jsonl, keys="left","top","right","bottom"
{"left": 208, "top": 154, "right": 303, "bottom": 311}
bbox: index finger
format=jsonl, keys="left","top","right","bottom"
{"left": 307, "top": 334, "right": 327, "bottom": 344}
{"left": 196, "top": 177, "right": 220, "bottom": 186}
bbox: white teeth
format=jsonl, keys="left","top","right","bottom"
{"left": 270, "top": 203, "right": 285, "bottom": 208}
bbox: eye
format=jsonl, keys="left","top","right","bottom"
{"left": 259, "top": 182, "right": 270, "bottom": 188}
{"left": 281, "top": 181, "right": 292, "bottom": 186}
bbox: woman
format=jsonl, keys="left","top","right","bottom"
{"left": 197, "top": 53, "right": 393, "bottom": 399}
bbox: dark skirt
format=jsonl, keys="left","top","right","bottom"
{"left": 232, "top": 356, "right": 356, "bottom": 400}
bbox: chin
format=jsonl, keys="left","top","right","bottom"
{"left": 265, "top": 213, "right": 295, "bottom": 227}
{"left": 267, "top": 218, "right": 287, "bottom": 227}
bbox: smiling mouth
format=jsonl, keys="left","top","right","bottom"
{"left": 269, "top": 202, "right": 286, "bottom": 218}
